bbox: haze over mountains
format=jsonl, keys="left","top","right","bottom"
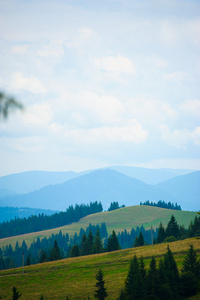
{"left": 0, "top": 167, "right": 199, "bottom": 213}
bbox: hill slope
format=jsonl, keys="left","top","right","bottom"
{"left": 0, "top": 169, "right": 177, "bottom": 211}
{"left": 0, "top": 205, "right": 197, "bottom": 249}
{"left": 156, "top": 171, "right": 200, "bottom": 211}
{"left": 0, "top": 237, "right": 199, "bottom": 299}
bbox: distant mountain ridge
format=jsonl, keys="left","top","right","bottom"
{"left": 0, "top": 167, "right": 199, "bottom": 212}
{"left": 156, "top": 171, "right": 200, "bottom": 211}
{"left": 0, "top": 166, "right": 193, "bottom": 195}
{"left": 0, "top": 170, "right": 78, "bottom": 194}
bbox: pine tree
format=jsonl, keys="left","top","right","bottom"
{"left": 139, "top": 256, "right": 146, "bottom": 281}
{"left": 93, "top": 228, "right": 103, "bottom": 254}
{"left": 94, "top": 269, "right": 108, "bottom": 300}
{"left": 166, "top": 215, "right": 180, "bottom": 239}
{"left": 181, "top": 245, "right": 200, "bottom": 279}
{"left": 12, "top": 286, "right": 21, "bottom": 300}
{"left": 80, "top": 233, "right": 89, "bottom": 255}
{"left": 70, "top": 244, "right": 80, "bottom": 257}
{"left": 157, "top": 222, "right": 165, "bottom": 243}
{"left": 134, "top": 232, "right": 144, "bottom": 247}
{"left": 125, "top": 255, "right": 145, "bottom": 300}
{"left": 87, "top": 230, "right": 94, "bottom": 255}
{"left": 106, "top": 230, "right": 120, "bottom": 252}
{"left": 179, "top": 271, "right": 198, "bottom": 298}
{"left": 49, "top": 240, "right": 61, "bottom": 261}
{"left": 164, "top": 246, "right": 180, "bottom": 299}
{"left": 146, "top": 256, "right": 160, "bottom": 300}
{"left": 158, "top": 259, "right": 173, "bottom": 300}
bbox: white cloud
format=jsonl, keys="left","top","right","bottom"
{"left": 180, "top": 99, "right": 200, "bottom": 116}
{"left": 11, "top": 72, "right": 46, "bottom": 94}
{"left": 160, "top": 19, "right": 200, "bottom": 47}
{"left": 62, "top": 120, "right": 148, "bottom": 145}
{"left": 192, "top": 127, "right": 200, "bottom": 145}
{"left": 24, "top": 103, "right": 53, "bottom": 127}
{"left": 126, "top": 97, "right": 177, "bottom": 125}
{"left": 147, "top": 56, "right": 169, "bottom": 67}
{"left": 53, "top": 91, "right": 124, "bottom": 127}
{"left": 11, "top": 44, "right": 30, "bottom": 55}
{"left": 164, "top": 71, "right": 187, "bottom": 83}
{"left": 94, "top": 55, "right": 136, "bottom": 75}
{"left": 1, "top": 136, "right": 45, "bottom": 153}
{"left": 160, "top": 126, "right": 200, "bottom": 148}
{"left": 38, "top": 40, "right": 64, "bottom": 57}
{"left": 65, "top": 27, "right": 96, "bottom": 48}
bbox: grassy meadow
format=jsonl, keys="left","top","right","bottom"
{"left": 0, "top": 237, "right": 199, "bottom": 299}
{"left": 0, "top": 205, "right": 197, "bottom": 248}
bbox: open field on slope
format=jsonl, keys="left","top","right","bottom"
{"left": 0, "top": 237, "right": 199, "bottom": 300}
{"left": 0, "top": 206, "right": 197, "bottom": 249}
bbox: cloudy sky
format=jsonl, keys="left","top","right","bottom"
{"left": 0, "top": 0, "right": 200, "bottom": 176}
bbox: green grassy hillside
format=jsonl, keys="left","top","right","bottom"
{"left": 0, "top": 205, "right": 197, "bottom": 248}
{"left": 0, "top": 237, "right": 199, "bottom": 299}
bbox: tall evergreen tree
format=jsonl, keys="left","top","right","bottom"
{"left": 166, "top": 215, "right": 180, "bottom": 239}
{"left": 158, "top": 259, "right": 173, "bottom": 300}
{"left": 87, "top": 230, "right": 94, "bottom": 255}
{"left": 134, "top": 232, "right": 144, "bottom": 247}
{"left": 49, "top": 240, "right": 62, "bottom": 261}
{"left": 94, "top": 269, "right": 108, "bottom": 300}
{"left": 93, "top": 228, "right": 103, "bottom": 254}
{"left": 106, "top": 230, "right": 120, "bottom": 252}
{"left": 70, "top": 244, "right": 80, "bottom": 257}
{"left": 125, "top": 255, "right": 145, "bottom": 300}
{"left": 80, "top": 233, "right": 89, "bottom": 256}
{"left": 181, "top": 245, "right": 200, "bottom": 279}
{"left": 164, "top": 246, "right": 180, "bottom": 299}
{"left": 146, "top": 257, "right": 160, "bottom": 300}
{"left": 157, "top": 222, "right": 165, "bottom": 243}
{"left": 139, "top": 256, "right": 146, "bottom": 281}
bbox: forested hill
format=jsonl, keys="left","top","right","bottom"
{"left": 0, "top": 201, "right": 103, "bottom": 239}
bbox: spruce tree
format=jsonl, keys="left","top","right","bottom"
{"left": 146, "top": 256, "right": 160, "bottom": 300}
{"left": 158, "top": 259, "right": 173, "bottom": 300}
{"left": 93, "top": 228, "right": 103, "bottom": 254}
{"left": 80, "top": 233, "right": 89, "bottom": 255}
{"left": 70, "top": 244, "right": 80, "bottom": 257}
{"left": 125, "top": 255, "right": 145, "bottom": 300}
{"left": 164, "top": 246, "right": 180, "bottom": 299}
{"left": 179, "top": 271, "right": 198, "bottom": 298}
{"left": 106, "top": 230, "right": 120, "bottom": 252}
{"left": 139, "top": 256, "right": 146, "bottom": 281}
{"left": 157, "top": 222, "right": 165, "bottom": 243}
{"left": 134, "top": 232, "right": 144, "bottom": 247}
{"left": 87, "top": 230, "right": 94, "bottom": 255}
{"left": 94, "top": 269, "right": 108, "bottom": 300}
{"left": 166, "top": 215, "right": 180, "bottom": 239}
{"left": 49, "top": 240, "right": 61, "bottom": 261}
{"left": 181, "top": 245, "right": 200, "bottom": 279}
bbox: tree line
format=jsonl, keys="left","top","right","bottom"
{"left": 116, "top": 245, "right": 200, "bottom": 299}
{"left": 1, "top": 214, "right": 199, "bottom": 271}
{"left": 140, "top": 200, "right": 181, "bottom": 210}
{"left": 8, "top": 245, "right": 200, "bottom": 299}
{"left": 156, "top": 215, "right": 200, "bottom": 244}
{"left": 0, "top": 201, "right": 103, "bottom": 239}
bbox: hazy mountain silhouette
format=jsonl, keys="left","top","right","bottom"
{"left": 1, "top": 169, "right": 177, "bottom": 211}
{"left": 155, "top": 171, "right": 200, "bottom": 211}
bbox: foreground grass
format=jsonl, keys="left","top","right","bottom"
{"left": 0, "top": 206, "right": 197, "bottom": 248}
{"left": 0, "top": 237, "right": 199, "bottom": 299}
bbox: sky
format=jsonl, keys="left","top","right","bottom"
{"left": 0, "top": 0, "right": 200, "bottom": 176}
